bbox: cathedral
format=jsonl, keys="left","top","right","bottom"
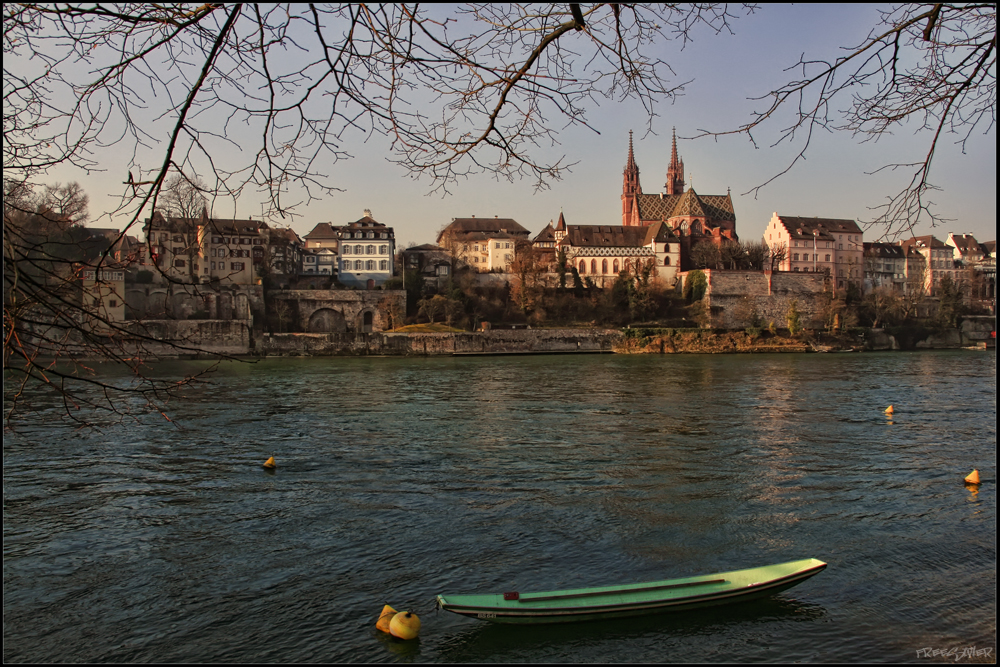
{"left": 620, "top": 130, "right": 737, "bottom": 269}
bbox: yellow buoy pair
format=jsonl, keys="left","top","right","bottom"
{"left": 376, "top": 604, "right": 420, "bottom": 640}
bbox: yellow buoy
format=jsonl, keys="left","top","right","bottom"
{"left": 884, "top": 405, "right": 894, "bottom": 414}
{"left": 389, "top": 611, "right": 421, "bottom": 640}
{"left": 376, "top": 604, "right": 397, "bottom": 633}
{"left": 965, "top": 469, "right": 981, "bottom": 485}
{"left": 263, "top": 456, "right": 276, "bottom": 469}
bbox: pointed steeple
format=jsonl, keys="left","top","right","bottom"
{"left": 554, "top": 209, "right": 567, "bottom": 242}
{"left": 622, "top": 130, "right": 641, "bottom": 197}
{"left": 665, "top": 127, "right": 685, "bottom": 195}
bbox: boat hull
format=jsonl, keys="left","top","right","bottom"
{"left": 436, "top": 558, "right": 826, "bottom": 624}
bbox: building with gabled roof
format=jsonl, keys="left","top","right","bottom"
{"left": 437, "top": 215, "right": 530, "bottom": 272}
{"left": 765, "top": 213, "right": 864, "bottom": 290}
{"left": 557, "top": 218, "right": 681, "bottom": 287}
{"left": 303, "top": 222, "right": 341, "bottom": 250}
{"left": 143, "top": 209, "right": 273, "bottom": 285}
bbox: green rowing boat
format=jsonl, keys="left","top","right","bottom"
{"left": 436, "top": 558, "right": 826, "bottom": 624}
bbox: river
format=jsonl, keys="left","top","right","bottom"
{"left": 3, "top": 351, "right": 996, "bottom": 663}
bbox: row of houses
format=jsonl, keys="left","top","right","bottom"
{"left": 77, "top": 130, "right": 993, "bottom": 309}
{"left": 131, "top": 208, "right": 396, "bottom": 289}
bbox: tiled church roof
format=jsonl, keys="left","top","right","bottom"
{"left": 634, "top": 190, "right": 735, "bottom": 222}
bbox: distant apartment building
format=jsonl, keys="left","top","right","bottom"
{"left": 338, "top": 210, "right": 395, "bottom": 288}
{"left": 764, "top": 214, "right": 864, "bottom": 290}
{"left": 142, "top": 210, "right": 270, "bottom": 285}
{"left": 80, "top": 266, "right": 126, "bottom": 325}
{"left": 437, "top": 216, "right": 531, "bottom": 272}
{"left": 899, "top": 235, "right": 960, "bottom": 296}
{"left": 863, "top": 242, "right": 907, "bottom": 292}
{"left": 265, "top": 227, "right": 303, "bottom": 284}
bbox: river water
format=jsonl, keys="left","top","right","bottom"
{"left": 3, "top": 351, "right": 996, "bottom": 663}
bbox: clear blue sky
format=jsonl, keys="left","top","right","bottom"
{"left": 51, "top": 4, "right": 995, "bottom": 248}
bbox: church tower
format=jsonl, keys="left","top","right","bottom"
{"left": 664, "top": 127, "right": 685, "bottom": 195}
{"left": 622, "top": 130, "right": 642, "bottom": 226}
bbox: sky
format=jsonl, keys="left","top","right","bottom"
{"left": 40, "top": 4, "right": 996, "bottom": 249}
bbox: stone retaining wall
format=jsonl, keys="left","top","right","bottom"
{"left": 259, "top": 328, "right": 620, "bottom": 356}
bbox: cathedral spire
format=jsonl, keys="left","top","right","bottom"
{"left": 622, "top": 130, "right": 641, "bottom": 225}
{"left": 665, "top": 127, "right": 685, "bottom": 195}
{"left": 622, "top": 130, "right": 641, "bottom": 196}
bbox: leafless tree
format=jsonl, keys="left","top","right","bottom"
{"left": 699, "top": 3, "right": 996, "bottom": 239}
{"left": 690, "top": 241, "right": 722, "bottom": 269}
{"left": 766, "top": 241, "right": 788, "bottom": 271}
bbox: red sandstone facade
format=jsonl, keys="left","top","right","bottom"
{"left": 620, "top": 130, "right": 737, "bottom": 270}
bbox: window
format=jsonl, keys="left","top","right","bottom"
{"left": 793, "top": 267, "right": 800, "bottom": 272}
{"left": 109, "top": 299, "right": 118, "bottom": 308}
{"left": 825, "top": 254, "right": 831, "bottom": 262}
{"left": 474, "top": 244, "right": 479, "bottom": 251}
{"left": 381, "top": 233, "right": 387, "bottom": 239}
{"left": 212, "top": 236, "right": 223, "bottom": 244}
{"left": 379, "top": 260, "right": 388, "bottom": 270}
{"left": 839, "top": 244, "right": 843, "bottom": 250}
{"left": 613, "top": 259, "right": 620, "bottom": 273}
{"left": 793, "top": 253, "right": 799, "bottom": 261}
{"left": 366, "top": 260, "right": 375, "bottom": 270}
{"left": 379, "top": 245, "right": 387, "bottom": 254}
{"left": 231, "top": 262, "right": 245, "bottom": 271}
{"left": 367, "top": 232, "right": 374, "bottom": 239}
{"left": 355, "top": 245, "right": 363, "bottom": 254}
{"left": 602, "top": 259, "right": 608, "bottom": 274}
{"left": 366, "top": 245, "right": 375, "bottom": 254}
{"left": 355, "top": 260, "right": 363, "bottom": 270}
{"left": 173, "top": 235, "right": 183, "bottom": 243}
{"left": 664, "top": 257, "right": 670, "bottom": 266}
{"left": 590, "top": 259, "right": 597, "bottom": 274}
{"left": 474, "top": 256, "right": 480, "bottom": 263}
{"left": 505, "top": 254, "right": 512, "bottom": 262}
{"left": 343, "top": 245, "right": 351, "bottom": 254}
{"left": 174, "top": 259, "right": 186, "bottom": 267}
{"left": 211, "top": 261, "right": 216, "bottom": 270}
{"left": 579, "top": 260, "right": 586, "bottom": 274}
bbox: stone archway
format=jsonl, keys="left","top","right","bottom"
{"left": 307, "top": 308, "right": 347, "bottom": 333}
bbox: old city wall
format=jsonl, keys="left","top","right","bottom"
{"left": 126, "top": 283, "right": 264, "bottom": 323}
{"left": 703, "top": 270, "right": 827, "bottom": 329}
{"left": 269, "top": 289, "right": 406, "bottom": 333}
{"left": 130, "top": 319, "right": 253, "bottom": 357}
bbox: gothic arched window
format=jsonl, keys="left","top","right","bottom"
{"left": 664, "top": 256, "right": 671, "bottom": 266}
{"left": 613, "top": 259, "right": 619, "bottom": 274}
{"left": 590, "top": 259, "right": 597, "bottom": 274}
{"left": 579, "top": 260, "right": 586, "bottom": 274}
{"left": 602, "top": 259, "right": 608, "bottom": 274}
